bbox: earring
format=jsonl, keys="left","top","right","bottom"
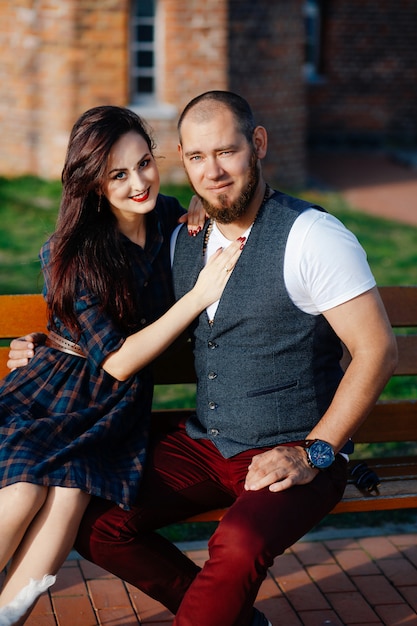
{"left": 97, "top": 195, "right": 102, "bottom": 213}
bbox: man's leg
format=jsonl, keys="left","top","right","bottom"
{"left": 76, "top": 427, "right": 347, "bottom": 625}
{"left": 173, "top": 455, "right": 348, "bottom": 626}
{"left": 75, "top": 420, "right": 235, "bottom": 614}
{"left": 76, "top": 499, "right": 200, "bottom": 613}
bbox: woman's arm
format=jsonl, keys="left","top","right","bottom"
{"left": 102, "top": 240, "right": 242, "bottom": 381}
{"left": 8, "top": 237, "right": 241, "bottom": 377}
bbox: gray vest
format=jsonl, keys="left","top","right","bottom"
{"left": 172, "top": 191, "right": 343, "bottom": 458}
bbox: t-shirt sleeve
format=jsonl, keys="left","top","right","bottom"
{"left": 284, "top": 209, "right": 376, "bottom": 315}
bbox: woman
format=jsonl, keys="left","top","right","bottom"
{"left": 0, "top": 106, "right": 242, "bottom": 625}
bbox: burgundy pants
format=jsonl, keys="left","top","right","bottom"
{"left": 75, "top": 419, "right": 347, "bottom": 626}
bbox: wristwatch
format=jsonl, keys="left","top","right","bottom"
{"left": 305, "top": 439, "right": 335, "bottom": 470}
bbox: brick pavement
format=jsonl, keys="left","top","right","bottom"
{"left": 15, "top": 532, "right": 417, "bottom": 626}
{"left": 308, "top": 152, "right": 417, "bottom": 227}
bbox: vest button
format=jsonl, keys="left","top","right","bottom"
{"left": 207, "top": 341, "right": 218, "bottom": 349}
{"left": 208, "top": 371, "right": 217, "bottom": 380}
{"left": 208, "top": 401, "right": 217, "bottom": 410}
{"left": 209, "top": 428, "right": 219, "bottom": 436}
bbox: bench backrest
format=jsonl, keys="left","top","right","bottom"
{"left": 0, "top": 287, "right": 416, "bottom": 445}
{"left": 0, "top": 294, "right": 48, "bottom": 379}
{"left": 352, "top": 286, "right": 417, "bottom": 444}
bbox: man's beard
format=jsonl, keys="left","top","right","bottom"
{"left": 189, "top": 151, "right": 259, "bottom": 224}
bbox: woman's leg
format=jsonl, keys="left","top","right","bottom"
{"left": 0, "top": 486, "right": 90, "bottom": 623}
{"left": 0, "top": 482, "right": 48, "bottom": 572}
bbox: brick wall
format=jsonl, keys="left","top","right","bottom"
{"left": 0, "top": 0, "right": 128, "bottom": 180}
{"left": 1, "top": 1, "right": 416, "bottom": 186}
{"left": 308, "top": 0, "right": 417, "bottom": 150}
{"left": 0, "top": 0, "right": 306, "bottom": 187}
{"left": 0, "top": 1, "right": 75, "bottom": 176}
{"left": 148, "top": 0, "right": 307, "bottom": 187}
{"left": 228, "top": 0, "right": 306, "bottom": 188}
{"left": 146, "top": 0, "right": 229, "bottom": 183}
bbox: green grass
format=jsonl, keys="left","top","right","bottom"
{"left": 0, "top": 179, "right": 194, "bottom": 294}
{"left": 1, "top": 177, "right": 417, "bottom": 294}
{"left": 301, "top": 189, "right": 417, "bottom": 286}
{"left": 0, "top": 176, "right": 61, "bottom": 293}
{"left": 1, "top": 176, "right": 416, "bottom": 539}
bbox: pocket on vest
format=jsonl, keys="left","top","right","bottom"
{"left": 246, "top": 380, "right": 298, "bottom": 397}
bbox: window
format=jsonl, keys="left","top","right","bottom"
{"left": 131, "top": 0, "right": 156, "bottom": 105}
{"left": 303, "top": 0, "right": 323, "bottom": 81}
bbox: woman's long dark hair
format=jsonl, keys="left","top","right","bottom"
{"left": 47, "top": 106, "right": 156, "bottom": 338}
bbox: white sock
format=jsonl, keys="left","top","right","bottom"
{"left": 0, "top": 575, "right": 56, "bottom": 625}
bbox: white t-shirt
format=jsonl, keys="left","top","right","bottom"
{"left": 171, "top": 208, "right": 376, "bottom": 320}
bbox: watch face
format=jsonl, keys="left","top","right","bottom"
{"left": 308, "top": 440, "right": 335, "bottom": 469}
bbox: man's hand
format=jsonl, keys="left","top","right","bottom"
{"left": 244, "top": 445, "right": 318, "bottom": 493}
{"left": 7, "top": 333, "right": 46, "bottom": 370}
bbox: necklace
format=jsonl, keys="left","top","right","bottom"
{"left": 202, "top": 183, "right": 270, "bottom": 256}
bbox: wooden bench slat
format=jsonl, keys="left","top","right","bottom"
{"left": 0, "top": 294, "right": 47, "bottom": 379}
{"left": 354, "top": 402, "right": 417, "bottom": 442}
{"left": 394, "top": 335, "right": 417, "bottom": 375}
{"left": 333, "top": 491, "right": 417, "bottom": 513}
{"left": 0, "top": 294, "right": 47, "bottom": 337}
{"left": 365, "top": 455, "right": 417, "bottom": 472}
{"left": 372, "top": 467, "right": 417, "bottom": 479}
{"left": 0, "top": 347, "right": 13, "bottom": 379}
{"left": 378, "top": 286, "right": 417, "bottom": 327}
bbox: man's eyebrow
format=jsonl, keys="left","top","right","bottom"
{"left": 183, "top": 149, "right": 201, "bottom": 159}
{"left": 183, "top": 144, "right": 238, "bottom": 158}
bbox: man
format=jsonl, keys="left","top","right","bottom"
{"left": 8, "top": 91, "right": 397, "bottom": 626}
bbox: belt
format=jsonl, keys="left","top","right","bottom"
{"left": 45, "top": 329, "right": 87, "bottom": 359}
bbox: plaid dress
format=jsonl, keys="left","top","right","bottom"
{"left": 0, "top": 195, "right": 184, "bottom": 510}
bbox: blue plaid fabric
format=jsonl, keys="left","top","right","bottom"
{"left": 0, "top": 195, "right": 184, "bottom": 509}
